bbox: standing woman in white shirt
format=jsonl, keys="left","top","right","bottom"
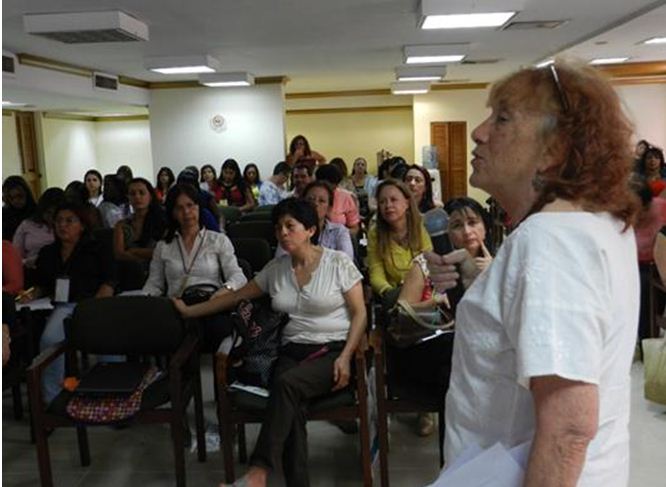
{"left": 426, "top": 62, "right": 640, "bottom": 487}
{"left": 173, "top": 198, "right": 366, "bottom": 487}
{"left": 84, "top": 169, "right": 104, "bottom": 207}
{"left": 142, "top": 183, "right": 247, "bottom": 351}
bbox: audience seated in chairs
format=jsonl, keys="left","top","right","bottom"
{"left": 258, "top": 161, "right": 291, "bottom": 206}
{"left": 243, "top": 163, "right": 263, "bottom": 203}
{"left": 3, "top": 175, "right": 37, "bottom": 241}
{"left": 173, "top": 198, "right": 367, "bottom": 487}
{"left": 276, "top": 180, "right": 354, "bottom": 261}
{"left": 218, "top": 158, "right": 256, "bottom": 213}
{"left": 142, "top": 183, "right": 247, "bottom": 353}
{"left": 315, "top": 164, "right": 361, "bottom": 236}
{"left": 113, "top": 178, "right": 166, "bottom": 270}
{"left": 19, "top": 202, "right": 116, "bottom": 403}
{"left": 368, "top": 179, "right": 432, "bottom": 310}
{"left": 155, "top": 166, "right": 175, "bottom": 205}
{"left": 64, "top": 181, "right": 103, "bottom": 231}
{"left": 13, "top": 188, "right": 66, "bottom": 284}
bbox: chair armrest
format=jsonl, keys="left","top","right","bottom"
{"left": 368, "top": 328, "right": 383, "bottom": 358}
{"left": 27, "top": 342, "right": 68, "bottom": 375}
{"left": 214, "top": 351, "right": 230, "bottom": 388}
{"left": 169, "top": 332, "right": 199, "bottom": 374}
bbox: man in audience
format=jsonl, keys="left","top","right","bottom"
{"left": 259, "top": 162, "right": 291, "bottom": 206}
{"left": 289, "top": 162, "right": 313, "bottom": 198}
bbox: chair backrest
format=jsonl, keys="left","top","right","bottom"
{"left": 66, "top": 296, "right": 186, "bottom": 355}
{"left": 231, "top": 237, "right": 273, "bottom": 274}
{"left": 219, "top": 206, "right": 242, "bottom": 226}
{"left": 227, "top": 221, "right": 277, "bottom": 250}
{"left": 254, "top": 204, "right": 275, "bottom": 213}
{"left": 239, "top": 212, "right": 273, "bottom": 223}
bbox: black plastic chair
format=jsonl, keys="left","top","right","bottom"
{"left": 27, "top": 296, "right": 206, "bottom": 487}
{"left": 230, "top": 238, "right": 273, "bottom": 274}
{"left": 227, "top": 221, "right": 277, "bottom": 251}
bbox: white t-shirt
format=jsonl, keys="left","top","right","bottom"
{"left": 254, "top": 247, "right": 362, "bottom": 344}
{"left": 445, "top": 212, "right": 639, "bottom": 486}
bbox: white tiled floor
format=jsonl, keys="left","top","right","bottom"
{"left": 3, "top": 361, "right": 665, "bottom": 486}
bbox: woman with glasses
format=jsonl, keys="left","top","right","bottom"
{"left": 425, "top": 62, "right": 640, "bottom": 486}
{"left": 20, "top": 203, "right": 116, "bottom": 402}
{"left": 275, "top": 180, "right": 354, "bottom": 260}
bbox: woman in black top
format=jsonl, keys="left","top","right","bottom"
{"left": 22, "top": 202, "right": 116, "bottom": 402}
{"left": 2, "top": 176, "right": 36, "bottom": 240}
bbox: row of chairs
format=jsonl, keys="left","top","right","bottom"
{"left": 20, "top": 292, "right": 450, "bottom": 487}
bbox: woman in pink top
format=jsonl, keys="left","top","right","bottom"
{"left": 13, "top": 188, "right": 65, "bottom": 271}
{"left": 315, "top": 164, "right": 361, "bottom": 236}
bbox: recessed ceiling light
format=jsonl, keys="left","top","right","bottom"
{"left": 643, "top": 37, "right": 666, "bottom": 45}
{"left": 404, "top": 45, "right": 466, "bottom": 65}
{"left": 589, "top": 57, "right": 629, "bottom": 65}
{"left": 395, "top": 66, "right": 447, "bottom": 81}
{"left": 199, "top": 72, "right": 255, "bottom": 87}
{"left": 535, "top": 59, "right": 554, "bottom": 68}
{"left": 422, "top": 12, "right": 516, "bottom": 29}
{"left": 391, "top": 82, "right": 430, "bottom": 95}
{"left": 145, "top": 55, "right": 220, "bottom": 74}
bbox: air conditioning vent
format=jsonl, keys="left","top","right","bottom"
{"left": 461, "top": 59, "right": 501, "bottom": 65}
{"left": 93, "top": 72, "right": 119, "bottom": 91}
{"left": 2, "top": 53, "right": 16, "bottom": 76}
{"left": 503, "top": 20, "right": 568, "bottom": 31}
{"left": 24, "top": 11, "right": 149, "bottom": 44}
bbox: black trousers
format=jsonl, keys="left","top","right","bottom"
{"left": 250, "top": 341, "right": 345, "bottom": 487}
{"left": 198, "top": 312, "right": 235, "bottom": 353}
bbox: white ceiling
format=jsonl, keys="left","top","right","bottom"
{"left": 2, "top": 0, "right": 666, "bottom": 98}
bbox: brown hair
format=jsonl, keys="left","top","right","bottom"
{"left": 489, "top": 61, "right": 639, "bottom": 227}
{"left": 375, "top": 179, "right": 426, "bottom": 266}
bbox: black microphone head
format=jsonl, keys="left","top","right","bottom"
{"left": 423, "top": 207, "right": 449, "bottom": 237}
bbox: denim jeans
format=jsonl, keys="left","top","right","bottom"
{"left": 40, "top": 303, "right": 124, "bottom": 403}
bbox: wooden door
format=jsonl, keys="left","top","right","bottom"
{"left": 430, "top": 121, "right": 467, "bottom": 202}
{"left": 15, "top": 111, "right": 42, "bottom": 197}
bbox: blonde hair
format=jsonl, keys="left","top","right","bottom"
{"left": 375, "top": 179, "right": 426, "bottom": 267}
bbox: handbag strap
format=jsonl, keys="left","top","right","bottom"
{"left": 395, "top": 299, "right": 455, "bottom": 331}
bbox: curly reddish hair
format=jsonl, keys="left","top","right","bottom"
{"left": 489, "top": 61, "right": 639, "bottom": 227}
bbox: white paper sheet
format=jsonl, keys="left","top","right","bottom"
{"left": 16, "top": 297, "right": 54, "bottom": 311}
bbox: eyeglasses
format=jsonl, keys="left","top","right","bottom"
{"left": 548, "top": 65, "right": 569, "bottom": 113}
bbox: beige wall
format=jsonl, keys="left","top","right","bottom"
{"left": 286, "top": 108, "right": 414, "bottom": 175}
{"left": 2, "top": 113, "right": 23, "bottom": 180}
{"left": 616, "top": 83, "right": 666, "bottom": 149}
{"left": 413, "top": 88, "right": 491, "bottom": 204}
{"left": 40, "top": 117, "right": 153, "bottom": 189}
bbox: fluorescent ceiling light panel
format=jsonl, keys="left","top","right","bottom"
{"left": 420, "top": 0, "right": 522, "bottom": 29}
{"left": 422, "top": 12, "right": 516, "bottom": 29}
{"left": 395, "top": 66, "right": 447, "bottom": 81}
{"left": 589, "top": 57, "right": 629, "bottom": 65}
{"left": 643, "top": 37, "right": 666, "bottom": 45}
{"left": 404, "top": 45, "right": 466, "bottom": 64}
{"left": 2, "top": 101, "right": 28, "bottom": 107}
{"left": 391, "top": 82, "right": 431, "bottom": 95}
{"left": 199, "top": 72, "right": 255, "bottom": 87}
{"left": 145, "top": 55, "right": 220, "bottom": 74}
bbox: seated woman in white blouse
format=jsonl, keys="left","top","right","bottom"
{"left": 143, "top": 183, "right": 247, "bottom": 351}
{"left": 173, "top": 198, "right": 366, "bottom": 487}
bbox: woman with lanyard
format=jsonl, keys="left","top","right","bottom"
{"left": 142, "top": 183, "right": 247, "bottom": 352}
{"left": 19, "top": 202, "right": 116, "bottom": 403}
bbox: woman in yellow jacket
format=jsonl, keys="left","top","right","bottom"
{"left": 367, "top": 179, "right": 432, "bottom": 309}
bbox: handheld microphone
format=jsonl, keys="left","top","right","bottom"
{"left": 423, "top": 207, "right": 453, "bottom": 255}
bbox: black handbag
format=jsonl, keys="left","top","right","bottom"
{"left": 387, "top": 299, "right": 454, "bottom": 348}
{"left": 230, "top": 297, "right": 286, "bottom": 388}
{"left": 181, "top": 283, "right": 219, "bottom": 306}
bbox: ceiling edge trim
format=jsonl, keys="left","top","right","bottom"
{"left": 287, "top": 105, "right": 412, "bottom": 115}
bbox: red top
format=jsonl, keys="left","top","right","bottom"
{"left": 2, "top": 240, "right": 24, "bottom": 295}
{"left": 649, "top": 179, "right": 666, "bottom": 197}
{"left": 219, "top": 184, "right": 246, "bottom": 207}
